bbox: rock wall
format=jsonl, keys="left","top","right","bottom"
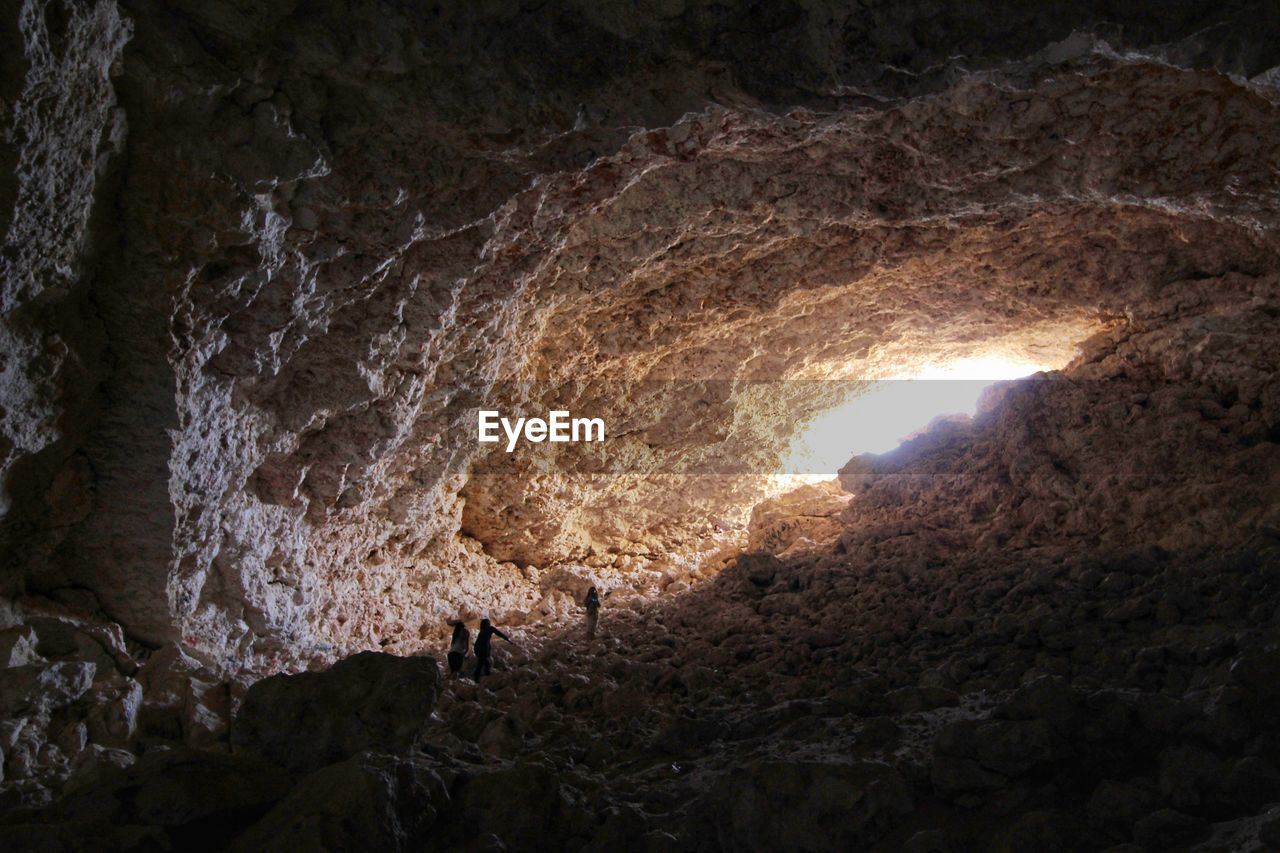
{"left": 839, "top": 273, "right": 1280, "bottom": 559}
{"left": 1, "top": 0, "right": 129, "bottom": 599}
{"left": 2, "top": 0, "right": 1280, "bottom": 807}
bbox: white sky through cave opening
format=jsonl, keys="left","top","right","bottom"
{"left": 778, "top": 356, "right": 1051, "bottom": 479}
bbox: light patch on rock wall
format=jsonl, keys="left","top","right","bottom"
{"left": 0, "top": 0, "right": 127, "bottom": 549}
{"left": 79, "top": 13, "right": 1280, "bottom": 672}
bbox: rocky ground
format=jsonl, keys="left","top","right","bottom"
{"left": 3, "top": 524, "right": 1279, "bottom": 851}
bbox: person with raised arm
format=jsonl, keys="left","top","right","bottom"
{"left": 472, "top": 617, "right": 511, "bottom": 681}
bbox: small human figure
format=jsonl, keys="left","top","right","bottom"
{"left": 472, "top": 618, "right": 511, "bottom": 681}
{"left": 447, "top": 621, "right": 469, "bottom": 680}
{"left": 584, "top": 586, "right": 601, "bottom": 640}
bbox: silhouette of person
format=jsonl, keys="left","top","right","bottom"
{"left": 585, "top": 586, "right": 601, "bottom": 639}
{"left": 472, "top": 618, "right": 510, "bottom": 681}
{"left": 447, "top": 621, "right": 469, "bottom": 680}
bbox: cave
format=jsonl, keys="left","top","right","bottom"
{"left": 2, "top": 0, "right": 1280, "bottom": 849}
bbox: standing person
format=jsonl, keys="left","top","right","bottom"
{"left": 584, "top": 586, "right": 601, "bottom": 640}
{"left": 472, "top": 618, "right": 511, "bottom": 681}
{"left": 447, "top": 621, "right": 469, "bottom": 680}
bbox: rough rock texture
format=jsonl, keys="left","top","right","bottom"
{"left": 0, "top": 748, "right": 292, "bottom": 851}
{"left": 5, "top": 0, "right": 1280, "bottom": 672}
{"left": 698, "top": 759, "right": 914, "bottom": 851}
{"left": 747, "top": 478, "right": 849, "bottom": 556}
{"left": 0, "top": 596, "right": 150, "bottom": 806}
{"left": 12, "top": 532, "right": 1280, "bottom": 849}
{"left": 232, "top": 650, "right": 439, "bottom": 774}
{"left": 226, "top": 751, "right": 450, "bottom": 853}
{"left": 1, "top": 0, "right": 1280, "bottom": 828}
{"left": 838, "top": 282, "right": 1280, "bottom": 558}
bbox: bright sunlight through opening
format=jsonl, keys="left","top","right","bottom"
{"left": 778, "top": 356, "right": 1050, "bottom": 481}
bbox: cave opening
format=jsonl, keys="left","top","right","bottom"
{"left": 776, "top": 352, "right": 1068, "bottom": 482}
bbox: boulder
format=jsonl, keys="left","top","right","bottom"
{"left": 0, "top": 663, "right": 95, "bottom": 718}
{"left": 81, "top": 677, "right": 143, "bottom": 749}
{"left": 1157, "top": 744, "right": 1222, "bottom": 808}
{"left": 930, "top": 755, "right": 1006, "bottom": 799}
{"left": 538, "top": 566, "right": 597, "bottom": 601}
{"left": 232, "top": 652, "right": 440, "bottom": 773}
{"left": 653, "top": 714, "right": 730, "bottom": 753}
{"left": 0, "top": 661, "right": 98, "bottom": 795}
{"left": 931, "top": 718, "right": 1055, "bottom": 798}
{"left": 1226, "top": 756, "right": 1280, "bottom": 809}
{"left": 228, "top": 751, "right": 450, "bottom": 852}
{"left": 64, "top": 744, "right": 136, "bottom": 793}
{"left": 456, "top": 763, "right": 577, "bottom": 850}
{"left": 0, "top": 748, "right": 292, "bottom": 852}
{"left": 746, "top": 481, "right": 848, "bottom": 553}
{"left": 996, "top": 810, "right": 1075, "bottom": 852}
{"left": 1131, "top": 808, "right": 1206, "bottom": 849}
{"left": 1260, "top": 812, "right": 1280, "bottom": 848}
{"left": 699, "top": 760, "right": 912, "bottom": 852}
{"left": 996, "top": 677, "right": 1082, "bottom": 732}
{"left": 23, "top": 617, "right": 135, "bottom": 678}
{"left": 1229, "top": 645, "right": 1280, "bottom": 727}
{"left": 135, "top": 645, "right": 230, "bottom": 747}
{"left": 1086, "top": 778, "right": 1163, "bottom": 830}
{"left": 0, "top": 628, "right": 42, "bottom": 668}
{"left": 737, "top": 553, "right": 784, "bottom": 591}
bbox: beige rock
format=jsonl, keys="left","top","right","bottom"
{"left": 747, "top": 479, "right": 849, "bottom": 554}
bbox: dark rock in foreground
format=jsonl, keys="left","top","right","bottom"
{"left": 698, "top": 759, "right": 913, "bottom": 851}
{"left": 0, "top": 749, "right": 292, "bottom": 852}
{"left": 232, "top": 652, "right": 440, "bottom": 774}
{"left": 227, "top": 751, "right": 451, "bottom": 852}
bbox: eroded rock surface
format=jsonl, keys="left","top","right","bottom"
{"left": 226, "top": 751, "right": 450, "bottom": 853}
{"left": 747, "top": 478, "right": 849, "bottom": 556}
{"left": 232, "top": 650, "right": 439, "bottom": 774}
{"left": 0, "top": 748, "right": 292, "bottom": 852}
{"left": 4, "top": 0, "right": 1279, "bottom": 676}
{"left": 0, "top": 0, "right": 1279, "bottom": 839}
{"left": 12, "top": 533, "right": 1280, "bottom": 850}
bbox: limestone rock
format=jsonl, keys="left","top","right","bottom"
{"left": 746, "top": 480, "right": 848, "bottom": 554}
{"left": 931, "top": 718, "right": 1055, "bottom": 798}
{"left": 1, "top": 0, "right": 1280, "bottom": 836}
{"left": 232, "top": 651, "right": 440, "bottom": 773}
{"left": 0, "top": 663, "right": 94, "bottom": 718}
{"left": 454, "top": 763, "right": 578, "bottom": 851}
{"left": 699, "top": 760, "right": 913, "bottom": 851}
{"left": 0, "top": 629, "right": 41, "bottom": 669}
{"left": 4, "top": 0, "right": 1279, "bottom": 685}
{"left": 0, "top": 748, "right": 291, "bottom": 852}
{"left": 135, "top": 644, "right": 229, "bottom": 748}
{"left": 227, "top": 751, "right": 449, "bottom": 852}
{"left": 81, "top": 676, "right": 142, "bottom": 749}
